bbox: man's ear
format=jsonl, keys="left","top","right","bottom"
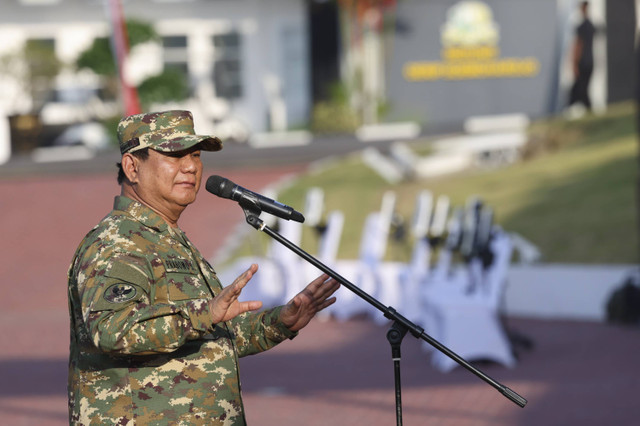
{"left": 121, "top": 153, "right": 139, "bottom": 184}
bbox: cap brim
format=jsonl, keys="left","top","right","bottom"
{"left": 151, "top": 135, "right": 223, "bottom": 153}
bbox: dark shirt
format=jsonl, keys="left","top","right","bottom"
{"left": 576, "top": 18, "right": 596, "bottom": 69}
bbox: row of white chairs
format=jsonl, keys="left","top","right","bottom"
{"left": 217, "top": 190, "right": 516, "bottom": 372}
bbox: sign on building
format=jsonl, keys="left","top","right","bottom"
{"left": 386, "top": 0, "right": 558, "bottom": 128}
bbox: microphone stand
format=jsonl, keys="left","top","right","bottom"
{"left": 239, "top": 205, "right": 527, "bottom": 426}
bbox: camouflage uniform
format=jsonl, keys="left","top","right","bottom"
{"left": 68, "top": 109, "right": 296, "bottom": 424}
{"left": 68, "top": 195, "right": 296, "bottom": 425}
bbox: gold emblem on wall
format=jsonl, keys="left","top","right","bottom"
{"left": 404, "top": 1, "right": 540, "bottom": 81}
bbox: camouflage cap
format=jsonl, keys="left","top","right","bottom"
{"left": 117, "top": 110, "right": 223, "bottom": 155}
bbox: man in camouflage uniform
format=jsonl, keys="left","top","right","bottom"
{"left": 67, "top": 110, "right": 340, "bottom": 425}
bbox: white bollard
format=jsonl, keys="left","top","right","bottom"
{"left": 0, "top": 108, "right": 11, "bottom": 165}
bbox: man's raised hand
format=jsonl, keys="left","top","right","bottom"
{"left": 210, "top": 264, "right": 263, "bottom": 324}
{"left": 279, "top": 274, "right": 340, "bottom": 332}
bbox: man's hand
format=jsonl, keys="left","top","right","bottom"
{"left": 279, "top": 274, "right": 340, "bottom": 332}
{"left": 210, "top": 264, "right": 263, "bottom": 324}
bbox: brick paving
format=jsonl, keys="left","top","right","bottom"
{"left": 1, "top": 167, "right": 639, "bottom": 425}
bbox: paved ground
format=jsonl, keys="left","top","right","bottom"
{"left": 1, "top": 165, "right": 640, "bottom": 425}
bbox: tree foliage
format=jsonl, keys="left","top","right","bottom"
{"left": 76, "top": 37, "right": 115, "bottom": 76}
{"left": 75, "top": 19, "right": 188, "bottom": 109}
{"left": 125, "top": 19, "right": 158, "bottom": 47}
{"left": 75, "top": 19, "right": 158, "bottom": 77}
{"left": 137, "top": 69, "right": 189, "bottom": 106}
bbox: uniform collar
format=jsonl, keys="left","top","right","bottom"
{"left": 113, "top": 196, "right": 170, "bottom": 232}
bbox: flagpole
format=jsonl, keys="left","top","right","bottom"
{"left": 105, "top": 0, "right": 142, "bottom": 116}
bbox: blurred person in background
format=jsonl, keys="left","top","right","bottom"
{"left": 67, "top": 110, "right": 340, "bottom": 425}
{"left": 568, "top": 1, "right": 596, "bottom": 112}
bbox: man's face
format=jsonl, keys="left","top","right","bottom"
{"left": 134, "top": 146, "right": 203, "bottom": 214}
{"left": 581, "top": 3, "right": 588, "bottom": 16}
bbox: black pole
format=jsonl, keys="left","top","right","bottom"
{"left": 241, "top": 208, "right": 528, "bottom": 409}
{"left": 388, "top": 321, "right": 409, "bottom": 426}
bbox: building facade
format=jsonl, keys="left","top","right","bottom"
{"left": 0, "top": 0, "right": 311, "bottom": 142}
{"left": 380, "top": 0, "right": 610, "bottom": 129}
{"left": 0, "top": 0, "right": 633, "bottom": 153}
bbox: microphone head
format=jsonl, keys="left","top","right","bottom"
{"left": 206, "top": 175, "right": 234, "bottom": 199}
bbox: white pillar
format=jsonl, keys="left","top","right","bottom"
{"left": 0, "top": 108, "right": 11, "bottom": 165}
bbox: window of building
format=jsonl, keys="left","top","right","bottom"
{"left": 26, "top": 38, "right": 55, "bottom": 50}
{"left": 162, "top": 35, "right": 192, "bottom": 95}
{"left": 212, "top": 31, "right": 243, "bottom": 99}
{"left": 162, "top": 36, "right": 188, "bottom": 49}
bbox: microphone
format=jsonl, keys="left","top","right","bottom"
{"left": 205, "top": 175, "right": 305, "bottom": 223}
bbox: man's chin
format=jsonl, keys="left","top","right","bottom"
{"left": 180, "top": 197, "right": 197, "bottom": 207}
{"left": 174, "top": 192, "right": 197, "bottom": 207}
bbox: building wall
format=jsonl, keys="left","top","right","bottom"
{"left": 606, "top": 0, "right": 637, "bottom": 103}
{"left": 385, "top": 0, "right": 570, "bottom": 129}
{"left": 0, "top": 0, "right": 310, "bottom": 135}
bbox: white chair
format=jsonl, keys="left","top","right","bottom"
{"left": 332, "top": 192, "right": 400, "bottom": 322}
{"left": 399, "top": 190, "right": 434, "bottom": 323}
{"left": 302, "top": 210, "right": 345, "bottom": 316}
{"left": 303, "top": 187, "right": 325, "bottom": 229}
{"left": 373, "top": 260, "right": 405, "bottom": 324}
{"left": 313, "top": 210, "right": 345, "bottom": 272}
{"left": 331, "top": 212, "right": 384, "bottom": 321}
{"left": 426, "top": 230, "right": 516, "bottom": 372}
{"left": 417, "top": 207, "right": 463, "bottom": 339}
{"left": 269, "top": 218, "right": 304, "bottom": 303}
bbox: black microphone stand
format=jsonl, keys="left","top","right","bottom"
{"left": 238, "top": 204, "right": 527, "bottom": 426}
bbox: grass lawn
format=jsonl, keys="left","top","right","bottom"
{"left": 233, "top": 103, "right": 639, "bottom": 265}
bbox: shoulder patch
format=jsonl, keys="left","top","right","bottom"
{"left": 103, "top": 283, "right": 138, "bottom": 304}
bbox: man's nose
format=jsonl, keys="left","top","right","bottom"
{"left": 181, "top": 155, "right": 199, "bottom": 172}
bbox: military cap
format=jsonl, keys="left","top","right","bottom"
{"left": 117, "top": 110, "right": 223, "bottom": 155}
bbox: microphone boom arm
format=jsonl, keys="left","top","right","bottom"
{"left": 239, "top": 208, "right": 527, "bottom": 421}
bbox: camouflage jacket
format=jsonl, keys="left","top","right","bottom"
{"left": 68, "top": 196, "right": 296, "bottom": 425}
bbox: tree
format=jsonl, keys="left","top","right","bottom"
{"left": 137, "top": 69, "right": 189, "bottom": 107}
{"left": 75, "top": 19, "right": 188, "bottom": 110}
